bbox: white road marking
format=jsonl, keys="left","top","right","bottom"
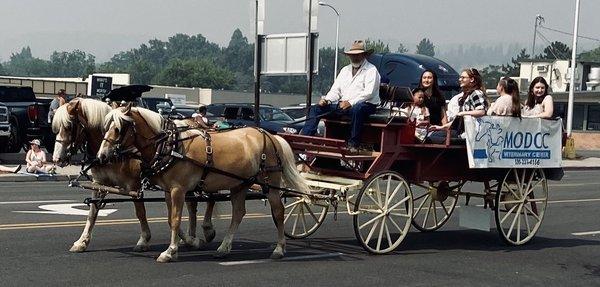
{"left": 572, "top": 231, "right": 600, "bottom": 236}
{"left": 0, "top": 200, "right": 75, "bottom": 205}
{"left": 13, "top": 203, "right": 117, "bottom": 217}
{"left": 219, "top": 252, "right": 344, "bottom": 266}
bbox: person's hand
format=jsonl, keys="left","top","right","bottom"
{"left": 339, "top": 101, "right": 352, "bottom": 110}
{"left": 318, "top": 99, "right": 329, "bottom": 106}
{"left": 428, "top": 125, "right": 442, "bottom": 131}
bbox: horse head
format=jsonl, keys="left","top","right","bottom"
{"left": 98, "top": 104, "right": 162, "bottom": 164}
{"left": 52, "top": 98, "right": 111, "bottom": 166}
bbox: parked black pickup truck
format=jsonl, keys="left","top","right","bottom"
{"left": 0, "top": 84, "right": 54, "bottom": 153}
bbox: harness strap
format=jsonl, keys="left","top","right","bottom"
{"left": 198, "top": 130, "right": 213, "bottom": 189}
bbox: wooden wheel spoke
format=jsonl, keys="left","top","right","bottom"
{"left": 432, "top": 200, "right": 439, "bottom": 224}
{"left": 303, "top": 202, "right": 320, "bottom": 223}
{"left": 284, "top": 202, "right": 299, "bottom": 224}
{"left": 387, "top": 194, "right": 411, "bottom": 211}
{"left": 291, "top": 206, "right": 300, "bottom": 235}
{"left": 506, "top": 205, "right": 524, "bottom": 239}
{"left": 500, "top": 200, "right": 523, "bottom": 205}
{"left": 517, "top": 211, "right": 521, "bottom": 242}
{"left": 500, "top": 203, "right": 520, "bottom": 224}
{"left": 364, "top": 218, "right": 380, "bottom": 244}
{"left": 300, "top": 205, "right": 308, "bottom": 234}
{"left": 524, "top": 178, "right": 543, "bottom": 198}
{"left": 284, "top": 199, "right": 303, "bottom": 210}
{"left": 384, "top": 176, "right": 393, "bottom": 208}
{"left": 389, "top": 212, "right": 411, "bottom": 218}
{"left": 414, "top": 194, "right": 430, "bottom": 217}
{"left": 384, "top": 219, "right": 393, "bottom": 248}
{"left": 528, "top": 197, "right": 547, "bottom": 203}
{"left": 524, "top": 205, "right": 541, "bottom": 222}
{"left": 503, "top": 182, "right": 521, "bottom": 200}
{"left": 377, "top": 217, "right": 386, "bottom": 250}
{"left": 387, "top": 214, "right": 404, "bottom": 235}
{"left": 422, "top": 199, "right": 433, "bottom": 227}
{"left": 359, "top": 213, "right": 385, "bottom": 230}
{"left": 375, "top": 178, "right": 383, "bottom": 207}
{"left": 366, "top": 191, "right": 383, "bottom": 210}
{"left": 440, "top": 201, "right": 450, "bottom": 216}
{"left": 523, "top": 206, "right": 532, "bottom": 235}
{"left": 412, "top": 192, "right": 429, "bottom": 201}
{"left": 385, "top": 182, "right": 404, "bottom": 209}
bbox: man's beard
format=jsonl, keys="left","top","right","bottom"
{"left": 351, "top": 59, "right": 364, "bottom": 68}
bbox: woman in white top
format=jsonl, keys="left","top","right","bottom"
{"left": 522, "top": 76, "right": 553, "bottom": 119}
{"left": 487, "top": 77, "right": 521, "bottom": 117}
{"left": 25, "top": 139, "right": 55, "bottom": 174}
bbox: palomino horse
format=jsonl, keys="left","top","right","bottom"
{"left": 52, "top": 98, "right": 216, "bottom": 252}
{"left": 98, "top": 105, "right": 310, "bottom": 262}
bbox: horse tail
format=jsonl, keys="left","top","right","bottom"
{"left": 273, "top": 135, "right": 312, "bottom": 199}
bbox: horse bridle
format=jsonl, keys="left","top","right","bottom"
{"left": 55, "top": 104, "right": 89, "bottom": 162}
{"left": 102, "top": 118, "right": 139, "bottom": 159}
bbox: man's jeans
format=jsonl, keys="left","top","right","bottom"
{"left": 300, "top": 102, "right": 377, "bottom": 147}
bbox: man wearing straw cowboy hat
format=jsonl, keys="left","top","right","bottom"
{"left": 301, "top": 40, "right": 381, "bottom": 153}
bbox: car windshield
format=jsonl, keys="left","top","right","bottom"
{"left": 282, "top": 108, "right": 307, "bottom": 119}
{"left": 259, "top": 107, "right": 293, "bottom": 122}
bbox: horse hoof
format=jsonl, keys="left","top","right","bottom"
{"left": 203, "top": 227, "right": 216, "bottom": 243}
{"left": 156, "top": 251, "right": 176, "bottom": 263}
{"left": 133, "top": 244, "right": 150, "bottom": 252}
{"left": 190, "top": 237, "right": 207, "bottom": 250}
{"left": 69, "top": 242, "right": 87, "bottom": 253}
{"left": 270, "top": 252, "right": 284, "bottom": 260}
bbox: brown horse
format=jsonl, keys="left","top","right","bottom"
{"left": 97, "top": 105, "right": 311, "bottom": 262}
{"left": 52, "top": 98, "right": 216, "bottom": 252}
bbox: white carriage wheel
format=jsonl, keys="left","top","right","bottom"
{"left": 494, "top": 168, "right": 548, "bottom": 245}
{"left": 353, "top": 171, "right": 413, "bottom": 254}
{"left": 284, "top": 194, "right": 329, "bottom": 239}
{"left": 410, "top": 181, "right": 462, "bottom": 232}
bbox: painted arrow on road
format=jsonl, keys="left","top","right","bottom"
{"left": 14, "top": 203, "right": 117, "bottom": 217}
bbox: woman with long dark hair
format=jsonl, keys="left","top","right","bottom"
{"left": 487, "top": 77, "right": 521, "bottom": 117}
{"left": 418, "top": 69, "right": 447, "bottom": 126}
{"left": 523, "top": 76, "right": 553, "bottom": 119}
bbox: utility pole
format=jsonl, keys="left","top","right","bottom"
{"left": 529, "top": 15, "right": 544, "bottom": 82}
{"left": 566, "top": 0, "right": 581, "bottom": 138}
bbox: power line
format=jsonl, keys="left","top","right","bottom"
{"left": 536, "top": 31, "right": 571, "bottom": 60}
{"left": 539, "top": 24, "right": 600, "bottom": 42}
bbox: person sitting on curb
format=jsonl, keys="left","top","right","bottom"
{"left": 25, "top": 139, "right": 56, "bottom": 174}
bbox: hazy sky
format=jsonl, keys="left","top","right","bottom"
{"left": 1, "top": 0, "right": 599, "bottom": 62}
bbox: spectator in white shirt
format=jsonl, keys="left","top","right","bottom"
{"left": 300, "top": 40, "right": 381, "bottom": 153}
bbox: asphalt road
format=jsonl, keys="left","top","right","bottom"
{"left": 1, "top": 170, "right": 599, "bottom": 286}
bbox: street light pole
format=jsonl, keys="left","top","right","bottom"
{"left": 319, "top": 2, "right": 340, "bottom": 81}
{"left": 567, "top": 0, "right": 581, "bottom": 137}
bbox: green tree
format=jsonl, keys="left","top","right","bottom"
{"left": 156, "top": 58, "right": 234, "bottom": 89}
{"left": 0, "top": 63, "right": 5, "bottom": 75}
{"left": 539, "top": 41, "right": 572, "bottom": 60}
{"left": 220, "top": 29, "right": 254, "bottom": 91}
{"left": 416, "top": 38, "right": 435, "bottom": 57}
{"left": 579, "top": 46, "right": 600, "bottom": 62}
{"left": 503, "top": 48, "right": 530, "bottom": 77}
{"left": 480, "top": 65, "right": 504, "bottom": 90}
{"left": 396, "top": 43, "right": 408, "bottom": 53}
{"left": 365, "top": 39, "right": 390, "bottom": 53}
{"left": 4, "top": 47, "right": 51, "bottom": 76}
{"left": 49, "top": 50, "right": 96, "bottom": 77}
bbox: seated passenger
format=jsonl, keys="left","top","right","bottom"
{"left": 522, "top": 76, "right": 554, "bottom": 119}
{"left": 487, "top": 77, "right": 521, "bottom": 117}
{"left": 301, "top": 40, "right": 380, "bottom": 154}
{"left": 419, "top": 69, "right": 447, "bottom": 126}
{"left": 399, "top": 88, "right": 430, "bottom": 142}
{"left": 429, "top": 68, "right": 488, "bottom": 140}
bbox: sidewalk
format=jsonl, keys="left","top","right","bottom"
{"left": 1, "top": 152, "right": 599, "bottom": 182}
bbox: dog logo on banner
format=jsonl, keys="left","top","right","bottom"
{"left": 474, "top": 118, "right": 504, "bottom": 163}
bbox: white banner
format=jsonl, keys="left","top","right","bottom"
{"left": 464, "top": 116, "right": 563, "bottom": 168}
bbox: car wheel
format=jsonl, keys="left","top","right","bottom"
{"left": 2, "top": 121, "right": 22, "bottom": 153}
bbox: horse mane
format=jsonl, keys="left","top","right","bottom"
{"left": 52, "top": 98, "right": 111, "bottom": 133}
{"left": 52, "top": 104, "right": 71, "bottom": 133}
{"left": 104, "top": 106, "right": 163, "bottom": 133}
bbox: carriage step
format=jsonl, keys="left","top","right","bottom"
{"left": 304, "top": 150, "right": 381, "bottom": 161}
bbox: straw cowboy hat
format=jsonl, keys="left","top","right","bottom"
{"left": 29, "top": 139, "right": 41, "bottom": 146}
{"left": 344, "top": 40, "right": 374, "bottom": 55}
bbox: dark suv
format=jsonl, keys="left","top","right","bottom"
{"left": 205, "top": 103, "right": 303, "bottom": 134}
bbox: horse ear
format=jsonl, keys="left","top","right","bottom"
{"left": 66, "top": 100, "right": 80, "bottom": 116}
{"left": 123, "top": 102, "right": 133, "bottom": 115}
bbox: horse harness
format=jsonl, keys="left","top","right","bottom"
{"left": 139, "top": 118, "right": 284, "bottom": 194}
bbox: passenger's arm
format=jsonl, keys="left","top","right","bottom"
{"left": 458, "top": 109, "right": 486, "bottom": 117}
{"left": 538, "top": 96, "right": 554, "bottom": 119}
{"left": 440, "top": 107, "right": 448, "bottom": 125}
{"left": 25, "top": 150, "right": 33, "bottom": 165}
